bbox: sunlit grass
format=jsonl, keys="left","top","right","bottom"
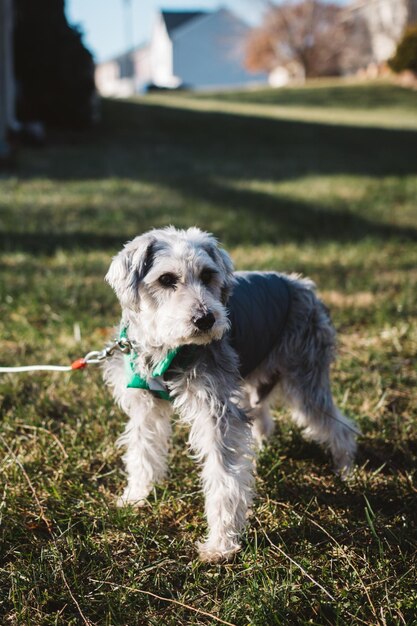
{"left": 143, "top": 80, "right": 417, "bottom": 130}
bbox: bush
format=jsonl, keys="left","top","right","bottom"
{"left": 14, "top": 0, "right": 96, "bottom": 129}
{"left": 389, "top": 24, "right": 417, "bottom": 74}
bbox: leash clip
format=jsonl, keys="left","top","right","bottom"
{"left": 83, "top": 338, "right": 133, "bottom": 364}
{"left": 117, "top": 338, "right": 132, "bottom": 354}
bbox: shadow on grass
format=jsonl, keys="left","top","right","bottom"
{"left": 276, "top": 430, "right": 417, "bottom": 474}
{"left": 255, "top": 428, "right": 417, "bottom": 549}
{"left": 1, "top": 98, "right": 417, "bottom": 253}
{"left": 255, "top": 442, "right": 417, "bottom": 558}
{"left": 2, "top": 186, "right": 417, "bottom": 255}
{"left": 358, "top": 438, "right": 417, "bottom": 473}
{"left": 28, "top": 98, "right": 417, "bottom": 181}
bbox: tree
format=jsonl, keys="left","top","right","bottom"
{"left": 0, "top": 0, "right": 15, "bottom": 159}
{"left": 13, "top": 0, "right": 96, "bottom": 129}
{"left": 245, "top": 0, "right": 370, "bottom": 79}
{"left": 389, "top": 24, "right": 417, "bottom": 74}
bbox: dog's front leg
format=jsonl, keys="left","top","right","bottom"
{"left": 117, "top": 392, "right": 173, "bottom": 507}
{"left": 178, "top": 390, "right": 254, "bottom": 563}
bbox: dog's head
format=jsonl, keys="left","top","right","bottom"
{"left": 106, "top": 227, "right": 234, "bottom": 348}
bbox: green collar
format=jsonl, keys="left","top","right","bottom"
{"left": 120, "top": 327, "right": 179, "bottom": 401}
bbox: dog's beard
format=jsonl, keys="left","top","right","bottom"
{"left": 184, "top": 320, "right": 228, "bottom": 345}
{"left": 160, "top": 312, "right": 229, "bottom": 347}
{"left": 137, "top": 300, "right": 230, "bottom": 349}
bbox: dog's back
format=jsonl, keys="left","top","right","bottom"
{"left": 228, "top": 272, "right": 292, "bottom": 378}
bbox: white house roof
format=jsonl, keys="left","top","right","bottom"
{"left": 160, "top": 9, "right": 209, "bottom": 36}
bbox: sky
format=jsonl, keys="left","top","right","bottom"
{"left": 65, "top": 0, "right": 265, "bottom": 63}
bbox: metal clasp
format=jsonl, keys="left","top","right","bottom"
{"left": 83, "top": 338, "right": 133, "bottom": 364}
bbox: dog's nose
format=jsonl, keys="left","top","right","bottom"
{"left": 193, "top": 312, "right": 215, "bottom": 331}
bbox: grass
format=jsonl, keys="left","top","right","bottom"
{"left": 192, "top": 78, "right": 417, "bottom": 111}
{"left": 0, "top": 79, "right": 416, "bottom": 625}
{"left": 146, "top": 79, "right": 417, "bottom": 130}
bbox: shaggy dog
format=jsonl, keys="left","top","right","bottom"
{"left": 103, "top": 226, "right": 358, "bottom": 562}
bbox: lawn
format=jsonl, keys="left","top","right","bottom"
{"left": 0, "top": 79, "right": 416, "bottom": 625}
{"left": 145, "top": 79, "right": 417, "bottom": 130}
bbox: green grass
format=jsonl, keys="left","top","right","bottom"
{"left": 193, "top": 79, "right": 417, "bottom": 110}
{"left": 1, "top": 79, "right": 417, "bottom": 625}
{"left": 145, "top": 79, "right": 417, "bottom": 130}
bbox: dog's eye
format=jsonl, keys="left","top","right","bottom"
{"left": 158, "top": 273, "right": 177, "bottom": 288}
{"left": 200, "top": 269, "right": 216, "bottom": 285}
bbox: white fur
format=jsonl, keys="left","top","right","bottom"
{"left": 103, "top": 227, "right": 358, "bottom": 562}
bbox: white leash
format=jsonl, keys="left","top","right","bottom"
{"left": 0, "top": 364, "right": 74, "bottom": 373}
{"left": 0, "top": 337, "right": 132, "bottom": 375}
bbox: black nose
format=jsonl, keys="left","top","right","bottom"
{"left": 193, "top": 312, "right": 215, "bottom": 331}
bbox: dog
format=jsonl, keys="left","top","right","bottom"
{"left": 103, "top": 226, "right": 358, "bottom": 563}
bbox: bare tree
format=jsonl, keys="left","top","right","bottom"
{"left": 245, "top": 0, "right": 371, "bottom": 78}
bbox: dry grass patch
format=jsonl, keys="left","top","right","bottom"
{"left": 322, "top": 290, "right": 376, "bottom": 308}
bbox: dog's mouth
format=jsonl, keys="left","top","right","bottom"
{"left": 189, "top": 321, "right": 227, "bottom": 343}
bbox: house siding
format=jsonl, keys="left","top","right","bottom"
{"left": 133, "top": 47, "right": 152, "bottom": 90}
{"left": 151, "top": 13, "right": 175, "bottom": 87}
{"left": 95, "top": 57, "right": 136, "bottom": 97}
{"left": 172, "top": 9, "right": 266, "bottom": 89}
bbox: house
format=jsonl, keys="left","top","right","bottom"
{"left": 95, "top": 44, "right": 151, "bottom": 97}
{"left": 95, "top": 7, "right": 267, "bottom": 96}
{"left": 150, "top": 8, "right": 266, "bottom": 90}
{"left": 346, "top": 0, "right": 417, "bottom": 65}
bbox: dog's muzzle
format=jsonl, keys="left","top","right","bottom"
{"left": 192, "top": 312, "right": 215, "bottom": 331}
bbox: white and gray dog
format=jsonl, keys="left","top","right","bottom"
{"left": 103, "top": 226, "right": 358, "bottom": 562}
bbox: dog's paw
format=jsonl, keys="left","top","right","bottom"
{"left": 330, "top": 426, "right": 359, "bottom": 479}
{"left": 332, "top": 444, "right": 357, "bottom": 478}
{"left": 333, "top": 458, "right": 357, "bottom": 482}
{"left": 116, "top": 487, "right": 148, "bottom": 508}
{"left": 116, "top": 496, "right": 146, "bottom": 508}
{"left": 197, "top": 540, "right": 241, "bottom": 564}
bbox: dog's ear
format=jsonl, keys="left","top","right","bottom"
{"left": 204, "top": 238, "right": 235, "bottom": 304}
{"left": 105, "top": 235, "right": 156, "bottom": 308}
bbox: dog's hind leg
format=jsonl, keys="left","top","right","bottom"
{"left": 277, "top": 278, "right": 359, "bottom": 473}
{"left": 246, "top": 386, "right": 275, "bottom": 448}
{"left": 283, "top": 376, "right": 358, "bottom": 473}
{"left": 251, "top": 401, "right": 275, "bottom": 447}
{"left": 115, "top": 391, "right": 173, "bottom": 506}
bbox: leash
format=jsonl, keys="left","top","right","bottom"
{"left": 0, "top": 328, "right": 182, "bottom": 402}
{"left": 0, "top": 337, "right": 132, "bottom": 374}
